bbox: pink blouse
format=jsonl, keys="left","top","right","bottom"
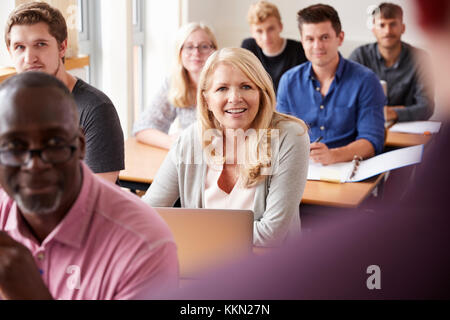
{"left": 205, "top": 165, "right": 256, "bottom": 211}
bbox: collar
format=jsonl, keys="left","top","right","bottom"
{"left": 49, "top": 162, "right": 96, "bottom": 249}
{"left": 4, "top": 162, "right": 96, "bottom": 249}
{"left": 307, "top": 52, "right": 345, "bottom": 82}
{"left": 262, "top": 38, "right": 287, "bottom": 57}
{"left": 376, "top": 42, "right": 407, "bottom": 69}
{"left": 334, "top": 53, "right": 345, "bottom": 81}
{"left": 4, "top": 200, "right": 23, "bottom": 233}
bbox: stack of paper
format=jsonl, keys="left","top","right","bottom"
{"left": 389, "top": 121, "right": 442, "bottom": 134}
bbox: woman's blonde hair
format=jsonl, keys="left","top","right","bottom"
{"left": 197, "top": 47, "right": 306, "bottom": 187}
{"left": 168, "top": 22, "right": 218, "bottom": 108}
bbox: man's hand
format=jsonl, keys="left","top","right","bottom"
{"left": 384, "top": 106, "right": 404, "bottom": 122}
{"left": 0, "top": 231, "right": 52, "bottom": 300}
{"left": 310, "top": 142, "right": 337, "bottom": 165}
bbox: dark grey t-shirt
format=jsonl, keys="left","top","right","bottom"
{"left": 72, "top": 79, "right": 124, "bottom": 173}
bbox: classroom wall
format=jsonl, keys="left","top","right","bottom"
{"left": 0, "top": 0, "right": 15, "bottom": 67}
{"left": 142, "top": 0, "right": 181, "bottom": 116}
{"left": 98, "top": 0, "right": 134, "bottom": 137}
{"left": 183, "top": 0, "right": 426, "bottom": 57}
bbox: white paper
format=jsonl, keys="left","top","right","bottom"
{"left": 308, "top": 161, "right": 352, "bottom": 182}
{"left": 307, "top": 145, "right": 424, "bottom": 183}
{"left": 350, "top": 145, "right": 423, "bottom": 182}
{"left": 389, "top": 121, "right": 442, "bottom": 134}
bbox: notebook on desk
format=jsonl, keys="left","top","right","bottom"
{"left": 154, "top": 207, "right": 254, "bottom": 279}
{"left": 307, "top": 144, "right": 424, "bottom": 183}
{"left": 389, "top": 121, "right": 442, "bottom": 134}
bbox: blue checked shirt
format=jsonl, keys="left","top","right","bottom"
{"left": 277, "top": 54, "right": 386, "bottom": 155}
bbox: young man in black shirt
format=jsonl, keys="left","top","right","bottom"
{"left": 241, "top": 0, "right": 307, "bottom": 93}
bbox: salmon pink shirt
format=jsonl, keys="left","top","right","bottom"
{"left": 0, "top": 162, "right": 178, "bottom": 300}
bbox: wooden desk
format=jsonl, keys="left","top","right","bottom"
{"left": 302, "top": 174, "right": 385, "bottom": 208}
{"left": 119, "top": 138, "right": 168, "bottom": 191}
{"left": 385, "top": 131, "right": 432, "bottom": 147}
{"left": 0, "top": 67, "right": 16, "bottom": 83}
{"left": 120, "top": 138, "right": 383, "bottom": 208}
{"left": 0, "top": 55, "right": 90, "bottom": 83}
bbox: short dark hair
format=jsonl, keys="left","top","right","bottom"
{"left": 372, "top": 3, "right": 403, "bottom": 20}
{"left": 5, "top": 2, "right": 68, "bottom": 61}
{"left": 0, "top": 72, "right": 78, "bottom": 123}
{"left": 297, "top": 4, "right": 342, "bottom": 36}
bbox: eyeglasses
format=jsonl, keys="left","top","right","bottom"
{"left": 182, "top": 43, "right": 215, "bottom": 55}
{"left": 0, "top": 135, "right": 79, "bottom": 167}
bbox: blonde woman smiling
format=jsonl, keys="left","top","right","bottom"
{"left": 133, "top": 22, "right": 218, "bottom": 149}
{"left": 143, "top": 48, "right": 310, "bottom": 247}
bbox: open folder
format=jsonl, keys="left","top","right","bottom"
{"left": 307, "top": 145, "right": 424, "bottom": 183}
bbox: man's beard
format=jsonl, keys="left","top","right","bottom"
{"left": 15, "top": 190, "right": 64, "bottom": 216}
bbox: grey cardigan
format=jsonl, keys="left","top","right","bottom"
{"left": 142, "top": 119, "right": 310, "bottom": 247}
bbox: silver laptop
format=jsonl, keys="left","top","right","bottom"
{"left": 154, "top": 207, "right": 254, "bottom": 279}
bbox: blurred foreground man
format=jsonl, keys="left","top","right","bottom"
{"left": 0, "top": 73, "right": 178, "bottom": 300}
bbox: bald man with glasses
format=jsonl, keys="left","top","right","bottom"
{"left": 0, "top": 72, "right": 178, "bottom": 300}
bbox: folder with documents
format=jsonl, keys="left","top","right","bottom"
{"left": 307, "top": 145, "right": 424, "bottom": 183}
{"left": 389, "top": 121, "right": 442, "bottom": 134}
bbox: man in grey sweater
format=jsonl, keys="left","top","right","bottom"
{"left": 349, "top": 2, "right": 434, "bottom": 122}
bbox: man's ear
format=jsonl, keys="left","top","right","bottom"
{"left": 59, "top": 39, "right": 68, "bottom": 60}
{"left": 77, "top": 127, "right": 86, "bottom": 160}
{"left": 338, "top": 31, "right": 345, "bottom": 46}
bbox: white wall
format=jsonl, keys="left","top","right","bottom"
{"left": 99, "top": 0, "right": 134, "bottom": 137}
{"left": 184, "top": 0, "right": 426, "bottom": 58}
{"left": 0, "top": 0, "right": 15, "bottom": 67}
{"left": 142, "top": 0, "right": 181, "bottom": 115}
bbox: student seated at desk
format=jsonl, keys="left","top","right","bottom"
{"left": 5, "top": 2, "right": 124, "bottom": 184}
{"left": 277, "top": 4, "right": 385, "bottom": 166}
{"left": 0, "top": 72, "right": 178, "bottom": 300}
{"left": 241, "top": 0, "right": 307, "bottom": 93}
{"left": 349, "top": 3, "right": 435, "bottom": 123}
{"left": 142, "top": 48, "right": 310, "bottom": 247}
{"left": 133, "top": 23, "right": 218, "bottom": 150}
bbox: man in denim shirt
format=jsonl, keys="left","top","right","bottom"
{"left": 277, "top": 4, "right": 385, "bottom": 165}
{"left": 350, "top": 3, "right": 434, "bottom": 123}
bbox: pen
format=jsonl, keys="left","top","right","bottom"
{"left": 313, "top": 136, "right": 323, "bottom": 143}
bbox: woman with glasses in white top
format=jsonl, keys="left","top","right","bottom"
{"left": 133, "top": 22, "right": 218, "bottom": 149}
{"left": 143, "top": 48, "right": 310, "bottom": 247}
